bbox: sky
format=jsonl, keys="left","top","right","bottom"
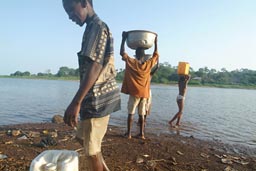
{"left": 1, "top": 0, "right": 256, "bottom": 75}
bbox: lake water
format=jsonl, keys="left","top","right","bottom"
{"left": 0, "top": 78, "right": 256, "bottom": 153}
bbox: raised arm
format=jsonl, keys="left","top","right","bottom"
{"left": 120, "top": 31, "right": 127, "bottom": 56}
{"left": 154, "top": 35, "right": 158, "bottom": 53}
{"left": 151, "top": 36, "right": 159, "bottom": 76}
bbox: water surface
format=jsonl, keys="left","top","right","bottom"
{"left": 0, "top": 78, "right": 255, "bottom": 152}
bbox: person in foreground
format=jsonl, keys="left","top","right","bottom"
{"left": 169, "top": 74, "right": 191, "bottom": 127}
{"left": 62, "top": 0, "right": 121, "bottom": 170}
{"left": 120, "top": 31, "right": 159, "bottom": 139}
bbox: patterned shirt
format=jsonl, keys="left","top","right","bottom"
{"left": 77, "top": 15, "right": 121, "bottom": 120}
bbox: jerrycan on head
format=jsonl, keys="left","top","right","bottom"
{"left": 177, "top": 62, "right": 190, "bottom": 75}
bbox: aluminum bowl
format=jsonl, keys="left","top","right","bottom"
{"left": 126, "top": 30, "right": 157, "bottom": 50}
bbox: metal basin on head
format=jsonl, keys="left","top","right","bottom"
{"left": 126, "top": 30, "right": 157, "bottom": 50}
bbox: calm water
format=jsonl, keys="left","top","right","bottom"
{"left": 1, "top": 78, "right": 256, "bottom": 151}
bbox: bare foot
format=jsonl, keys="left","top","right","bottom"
{"left": 135, "top": 134, "right": 145, "bottom": 140}
{"left": 168, "top": 121, "right": 173, "bottom": 127}
{"left": 124, "top": 132, "right": 132, "bottom": 139}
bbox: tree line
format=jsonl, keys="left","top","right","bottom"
{"left": 115, "top": 62, "right": 256, "bottom": 87}
{"left": 9, "top": 63, "right": 256, "bottom": 88}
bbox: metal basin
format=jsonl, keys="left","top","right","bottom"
{"left": 126, "top": 30, "right": 157, "bottom": 50}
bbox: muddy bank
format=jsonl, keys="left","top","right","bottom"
{"left": 0, "top": 122, "right": 256, "bottom": 171}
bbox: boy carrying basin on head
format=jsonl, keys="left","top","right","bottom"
{"left": 120, "top": 31, "right": 159, "bottom": 139}
{"left": 137, "top": 55, "right": 159, "bottom": 126}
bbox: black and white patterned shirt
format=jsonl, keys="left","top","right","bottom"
{"left": 77, "top": 15, "right": 121, "bottom": 120}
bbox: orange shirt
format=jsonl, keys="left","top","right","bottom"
{"left": 121, "top": 52, "right": 159, "bottom": 98}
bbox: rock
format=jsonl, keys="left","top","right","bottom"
{"left": 52, "top": 115, "right": 64, "bottom": 124}
{"left": 136, "top": 157, "right": 144, "bottom": 164}
{"left": 37, "top": 136, "right": 57, "bottom": 148}
{"left": 11, "top": 130, "right": 21, "bottom": 136}
{"left": 146, "top": 160, "right": 156, "bottom": 167}
{"left": 28, "top": 131, "right": 40, "bottom": 138}
{"left": 17, "top": 135, "right": 28, "bottom": 140}
{"left": 224, "top": 166, "right": 238, "bottom": 171}
{"left": 0, "top": 154, "right": 8, "bottom": 159}
{"left": 177, "top": 151, "right": 184, "bottom": 155}
{"left": 221, "top": 158, "right": 233, "bottom": 164}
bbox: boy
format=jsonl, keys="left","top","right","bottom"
{"left": 137, "top": 56, "right": 159, "bottom": 126}
{"left": 169, "top": 75, "right": 190, "bottom": 127}
{"left": 62, "top": 0, "right": 121, "bottom": 170}
{"left": 120, "top": 31, "right": 159, "bottom": 139}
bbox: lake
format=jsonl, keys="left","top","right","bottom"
{"left": 0, "top": 78, "right": 255, "bottom": 153}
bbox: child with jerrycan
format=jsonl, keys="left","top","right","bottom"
{"left": 169, "top": 62, "right": 191, "bottom": 127}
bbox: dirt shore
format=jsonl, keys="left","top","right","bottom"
{"left": 0, "top": 122, "right": 255, "bottom": 171}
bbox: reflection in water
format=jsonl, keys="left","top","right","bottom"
{"left": 0, "top": 78, "right": 256, "bottom": 152}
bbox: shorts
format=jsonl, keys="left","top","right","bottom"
{"left": 177, "top": 94, "right": 185, "bottom": 101}
{"left": 76, "top": 115, "right": 110, "bottom": 156}
{"left": 127, "top": 95, "right": 147, "bottom": 115}
{"left": 145, "top": 90, "right": 152, "bottom": 113}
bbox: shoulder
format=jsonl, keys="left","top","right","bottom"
{"left": 122, "top": 53, "right": 130, "bottom": 61}
{"left": 93, "top": 17, "right": 110, "bottom": 35}
{"left": 85, "top": 16, "right": 109, "bottom": 38}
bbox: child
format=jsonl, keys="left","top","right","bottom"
{"left": 137, "top": 57, "right": 159, "bottom": 126}
{"left": 169, "top": 75, "right": 191, "bottom": 127}
{"left": 62, "top": 0, "right": 121, "bottom": 170}
{"left": 120, "top": 31, "right": 159, "bottom": 139}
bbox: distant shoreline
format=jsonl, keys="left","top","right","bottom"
{"left": 1, "top": 75, "right": 255, "bottom": 90}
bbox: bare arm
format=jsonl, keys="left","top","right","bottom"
{"left": 64, "top": 61, "right": 102, "bottom": 127}
{"left": 151, "top": 36, "right": 159, "bottom": 76}
{"left": 120, "top": 31, "right": 127, "bottom": 60}
{"left": 154, "top": 35, "right": 158, "bottom": 53}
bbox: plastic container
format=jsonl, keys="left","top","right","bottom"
{"left": 29, "top": 150, "right": 79, "bottom": 171}
{"left": 177, "top": 62, "right": 190, "bottom": 75}
{"left": 44, "top": 163, "right": 57, "bottom": 171}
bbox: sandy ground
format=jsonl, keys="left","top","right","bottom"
{"left": 0, "top": 122, "right": 256, "bottom": 171}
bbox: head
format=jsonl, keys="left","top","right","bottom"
{"left": 135, "top": 47, "right": 145, "bottom": 60}
{"left": 62, "top": 0, "right": 94, "bottom": 26}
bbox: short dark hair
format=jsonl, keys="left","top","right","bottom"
{"left": 62, "top": 0, "right": 93, "bottom": 7}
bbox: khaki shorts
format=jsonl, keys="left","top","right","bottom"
{"left": 76, "top": 115, "right": 110, "bottom": 156}
{"left": 128, "top": 95, "right": 147, "bottom": 115}
{"left": 145, "top": 90, "right": 152, "bottom": 113}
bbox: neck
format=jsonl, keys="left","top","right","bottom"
{"left": 85, "top": 6, "right": 96, "bottom": 24}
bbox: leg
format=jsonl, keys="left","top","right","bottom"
{"left": 137, "top": 115, "right": 141, "bottom": 126}
{"left": 176, "top": 99, "right": 184, "bottom": 126}
{"left": 169, "top": 112, "right": 179, "bottom": 127}
{"left": 139, "top": 115, "right": 145, "bottom": 139}
{"left": 98, "top": 152, "right": 110, "bottom": 171}
{"left": 169, "top": 99, "right": 183, "bottom": 127}
{"left": 88, "top": 154, "right": 103, "bottom": 171}
{"left": 138, "top": 98, "right": 147, "bottom": 139}
{"left": 144, "top": 114, "right": 147, "bottom": 124}
{"left": 126, "top": 114, "right": 133, "bottom": 139}
{"left": 126, "top": 95, "right": 140, "bottom": 138}
{"left": 78, "top": 116, "right": 110, "bottom": 171}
